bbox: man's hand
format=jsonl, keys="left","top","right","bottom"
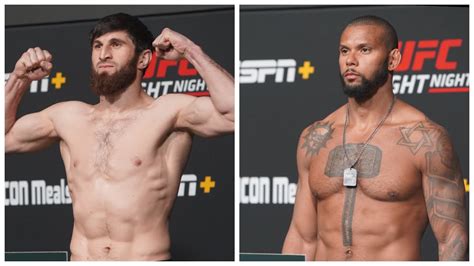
{"left": 13, "top": 47, "right": 53, "bottom": 81}
{"left": 152, "top": 28, "right": 195, "bottom": 60}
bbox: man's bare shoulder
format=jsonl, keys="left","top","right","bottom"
{"left": 298, "top": 106, "right": 344, "bottom": 158}
{"left": 45, "top": 101, "right": 93, "bottom": 117}
{"left": 392, "top": 99, "right": 449, "bottom": 135}
{"left": 146, "top": 94, "right": 196, "bottom": 120}
{"left": 392, "top": 99, "right": 454, "bottom": 164}
{"left": 36, "top": 101, "right": 93, "bottom": 137}
{"left": 391, "top": 99, "right": 429, "bottom": 126}
{"left": 152, "top": 93, "right": 196, "bottom": 108}
{"left": 300, "top": 105, "right": 345, "bottom": 136}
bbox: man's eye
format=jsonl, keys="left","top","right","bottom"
{"left": 94, "top": 44, "right": 101, "bottom": 49}
{"left": 340, "top": 49, "right": 348, "bottom": 55}
{"left": 361, "top": 47, "right": 370, "bottom": 53}
{"left": 112, "top": 42, "right": 121, "bottom": 48}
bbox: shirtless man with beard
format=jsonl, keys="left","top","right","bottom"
{"left": 282, "top": 15, "right": 467, "bottom": 260}
{"left": 5, "top": 13, "right": 234, "bottom": 261}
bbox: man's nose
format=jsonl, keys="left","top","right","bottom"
{"left": 99, "top": 46, "right": 112, "bottom": 61}
{"left": 345, "top": 51, "right": 358, "bottom": 67}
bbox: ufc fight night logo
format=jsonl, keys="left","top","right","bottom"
{"left": 142, "top": 53, "right": 209, "bottom": 98}
{"left": 393, "top": 38, "right": 469, "bottom": 94}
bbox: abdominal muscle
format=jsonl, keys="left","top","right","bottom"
{"left": 312, "top": 193, "right": 427, "bottom": 261}
{"left": 67, "top": 165, "right": 177, "bottom": 261}
{"left": 314, "top": 231, "right": 422, "bottom": 260}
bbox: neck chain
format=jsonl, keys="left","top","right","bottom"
{"left": 342, "top": 95, "right": 396, "bottom": 187}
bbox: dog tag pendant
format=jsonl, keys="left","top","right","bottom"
{"left": 343, "top": 168, "right": 357, "bottom": 187}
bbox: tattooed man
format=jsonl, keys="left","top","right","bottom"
{"left": 282, "top": 15, "right": 467, "bottom": 260}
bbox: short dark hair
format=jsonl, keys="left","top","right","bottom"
{"left": 344, "top": 15, "right": 398, "bottom": 51}
{"left": 89, "top": 13, "right": 154, "bottom": 54}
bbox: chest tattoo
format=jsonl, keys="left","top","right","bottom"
{"left": 323, "top": 143, "right": 382, "bottom": 252}
{"left": 342, "top": 187, "right": 357, "bottom": 248}
{"left": 324, "top": 143, "right": 382, "bottom": 178}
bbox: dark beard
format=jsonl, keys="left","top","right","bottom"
{"left": 90, "top": 54, "right": 139, "bottom": 96}
{"left": 339, "top": 59, "right": 389, "bottom": 102}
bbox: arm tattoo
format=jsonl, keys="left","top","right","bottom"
{"left": 301, "top": 121, "right": 334, "bottom": 157}
{"left": 425, "top": 129, "right": 467, "bottom": 260}
{"left": 445, "top": 234, "right": 466, "bottom": 260}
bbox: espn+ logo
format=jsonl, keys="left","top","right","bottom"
{"left": 240, "top": 59, "right": 298, "bottom": 84}
{"left": 240, "top": 59, "right": 315, "bottom": 84}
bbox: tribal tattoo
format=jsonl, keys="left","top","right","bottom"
{"left": 424, "top": 128, "right": 467, "bottom": 260}
{"left": 396, "top": 119, "right": 466, "bottom": 259}
{"left": 445, "top": 234, "right": 467, "bottom": 260}
{"left": 301, "top": 121, "right": 334, "bottom": 157}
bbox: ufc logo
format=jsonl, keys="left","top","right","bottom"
{"left": 144, "top": 53, "right": 197, "bottom": 79}
{"left": 396, "top": 39, "right": 462, "bottom": 72}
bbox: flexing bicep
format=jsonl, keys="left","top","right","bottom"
{"left": 5, "top": 110, "right": 58, "bottom": 153}
{"left": 282, "top": 129, "right": 318, "bottom": 260}
{"left": 176, "top": 96, "right": 233, "bottom": 137}
{"left": 421, "top": 127, "right": 467, "bottom": 260}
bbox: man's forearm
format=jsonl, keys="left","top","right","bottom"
{"left": 282, "top": 227, "right": 317, "bottom": 261}
{"left": 282, "top": 239, "right": 317, "bottom": 261}
{"left": 439, "top": 227, "right": 468, "bottom": 260}
{"left": 184, "top": 44, "right": 234, "bottom": 119}
{"left": 5, "top": 73, "right": 30, "bottom": 134}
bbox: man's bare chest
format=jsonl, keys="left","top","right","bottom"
{"left": 307, "top": 134, "right": 422, "bottom": 202}
{"left": 58, "top": 112, "right": 175, "bottom": 175}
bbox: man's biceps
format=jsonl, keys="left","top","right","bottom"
{"left": 180, "top": 98, "right": 213, "bottom": 124}
{"left": 19, "top": 112, "right": 56, "bottom": 138}
{"left": 5, "top": 132, "right": 21, "bottom": 152}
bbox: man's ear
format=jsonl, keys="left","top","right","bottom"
{"left": 138, "top": 49, "right": 152, "bottom": 70}
{"left": 388, "top": 48, "right": 401, "bottom": 71}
